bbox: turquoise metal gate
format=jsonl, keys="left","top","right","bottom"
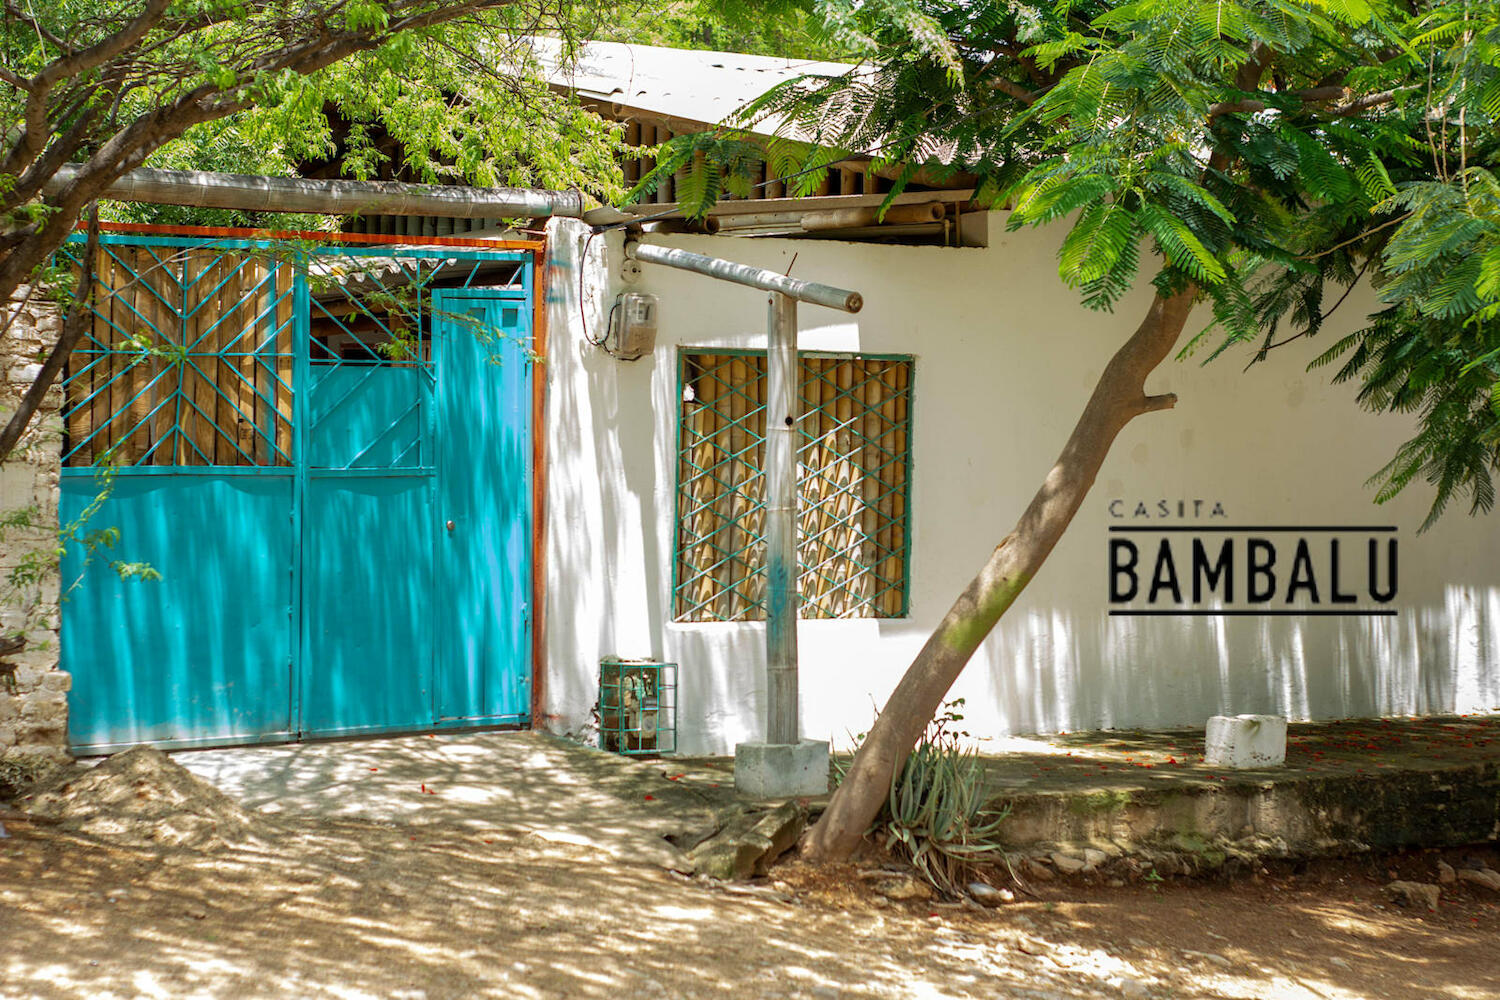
{"left": 57, "top": 233, "right": 534, "bottom": 750}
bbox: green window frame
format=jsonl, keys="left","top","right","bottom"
{"left": 674, "top": 348, "right": 914, "bottom": 622}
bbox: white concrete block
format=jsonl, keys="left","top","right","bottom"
{"left": 1205, "top": 715, "right": 1287, "bottom": 768}
{"left": 734, "top": 739, "right": 830, "bottom": 799}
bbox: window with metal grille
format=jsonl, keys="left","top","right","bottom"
{"left": 675, "top": 349, "right": 913, "bottom": 621}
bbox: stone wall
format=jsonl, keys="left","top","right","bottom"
{"left": 0, "top": 284, "right": 67, "bottom": 760}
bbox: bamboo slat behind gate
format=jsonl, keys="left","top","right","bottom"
{"left": 138, "top": 248, "right": 173, "bottom": 466}
{"left": 275, "top": 263, "right": 295, "bottom": 465}
{"left": 63, "top": 244, "right": 296, "bottom": 469}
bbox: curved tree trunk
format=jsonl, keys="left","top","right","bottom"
{"left": 801, "top": 288, "right": 1199, "bottom": 863}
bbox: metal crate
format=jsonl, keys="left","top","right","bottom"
{"left": 599, "top": 658, "right": 677, "bottom": 756}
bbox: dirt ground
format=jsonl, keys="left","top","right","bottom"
{"left": 3, "top": 814, "right": 1497, "bottom": 1000}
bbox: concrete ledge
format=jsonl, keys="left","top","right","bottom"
{"left": 734, "top": 739, "right": 830, "bottom": 799}
{"left": 983, "top": 716, "right": 1500, "bottom": 863}
{"left": 998, "top": 762, "right": 1500, "bottom": 858}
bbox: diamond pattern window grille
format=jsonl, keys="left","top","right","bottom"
{"left": 675, "top": 350, "right": 913, "bottom": 621}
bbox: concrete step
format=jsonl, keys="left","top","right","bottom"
{"left": 981, "top": 716, "right": 1500, "bottom": 862}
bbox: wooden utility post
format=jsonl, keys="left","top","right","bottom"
{"left": 764, "top": 291, "right": 799, "bottom": 746}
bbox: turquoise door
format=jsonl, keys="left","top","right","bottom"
{"left": 433, "top": 290, "right": 532, "bottom": 723}
{"left": 59, "top": 237, "right": 532, "bottom": 751}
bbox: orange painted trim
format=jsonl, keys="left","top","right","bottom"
{"left": 79, "top": 220, "right": 546, "bottom": 252}
{"left": 529, "top": 243, "right": 550, "bottom": 730}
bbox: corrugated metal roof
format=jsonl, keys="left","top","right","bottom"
{"left": 528, "top": 37, "right": 861, "bottom": 139}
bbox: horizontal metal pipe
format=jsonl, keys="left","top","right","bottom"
{"left": 625, "top": 241, "right": 862, "bottom": 313}
{"left": 800, "top": 202, "right": 945, "bottom": 232}
{"left": 46, "top": 165, "right": 587, "bottom": 219}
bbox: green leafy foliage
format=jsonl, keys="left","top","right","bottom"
{"left": 0, "top": 474, "right": 164, "bottom": 599}
{"left": 0, "top": 0, "right": 634, "bottom": 468}
{"left": 634, "top": 0, "right": 1500, "bottom": 529}
{"left": 0, "top": 1, "right": 631, "bottom": 234}
{"left": 626, "top": 132, "right": 769, "bottom": 217}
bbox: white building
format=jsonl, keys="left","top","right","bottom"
{"left": 524, "top": 42, "right": 1500, "bottom": 756}
{"left": 538, "top": 214, "right": 1500, "bottom": 755}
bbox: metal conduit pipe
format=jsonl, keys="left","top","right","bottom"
{"left": 45, "top": 165, "right": 588, "bottom": 219}
{"left": 623, "top": 241, "right": 863, "bottom": 313}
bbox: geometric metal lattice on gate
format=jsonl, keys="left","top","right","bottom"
{"left": 674, "top": 349, "right": 914, "bottom": 622}
{"left": 58, "top": 238, "right": 527, "bottom": 470}
{"left": 58, "top": 242, "right": 295, "bottom": 467}
{"left": 306, "top": 255, "right": 440, "bottom": 472}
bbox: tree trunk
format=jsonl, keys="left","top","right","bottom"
{"left": 800, "top": 287, "right": 1198, "bottom": 862}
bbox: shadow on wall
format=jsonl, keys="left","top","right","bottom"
{"left": 544, "top": 221, "right": 679, "bottom": 742}
{"left": 965, "top": 585, "right": 1500, "bottom": 735}
{"left": 542, "top": 220, "right": 608, "bottom": 741}
{"left": 543, "top": 221, "right": 774, "bottom": 754}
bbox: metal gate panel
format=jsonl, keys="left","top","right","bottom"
{"left": 298, "top": 254, "right": 439, "bottom": 738}
{"left": 305, "top": 366, "right": 430, "bottom": 470}
{"left": 59, "top": 471, "right": 294, "bottom": 750}
{"left": 300, "top": 475, "right": 434, "bottom": 735}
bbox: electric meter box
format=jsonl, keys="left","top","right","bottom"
{"left": 609, "top": 291, "right": 658, "bottom": 360}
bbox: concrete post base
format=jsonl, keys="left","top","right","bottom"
{"left": 1205, "top": 714, "right": 1288, "bottom": 768}
{"left": 734, "top": 739, "right": 830, "bottom": 799}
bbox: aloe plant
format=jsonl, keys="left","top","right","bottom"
{"left": 853, "top": 701, "right": 1011, "bottom": 896}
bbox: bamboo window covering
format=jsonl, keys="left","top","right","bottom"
{"left": 675, "top": 350, "right": 913, "bottom": 621}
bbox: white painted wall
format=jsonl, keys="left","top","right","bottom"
{"left": 542, "top": 216, "right": 1500, "bottom": 755}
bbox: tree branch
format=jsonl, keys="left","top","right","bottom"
{"left": 1209, "top": 85, "right": 1346, "bottom": 118}
{"left": 1296, "top": 212, "right": 1412, "bottom": 261}
{"left": 0, "top": 0, "right": 511, "bottom": 307}
{"left": 1208, "top": 85, "right": 1401, "bottom": 119}
{"left": 1329, "top": 89, "right": 1399, "bottom": 116}
{"left": 801, "top": 286, "right": 1199, "bottom": 863}
{"left": 988, "top": 76, "right": 1048, "bottom": 106}
{"left": 4, "top": 105, "right": 100, "bottom": 215}
{"left": 1, "top": 0, "right": 170, "bottom": 178}
{"left": 30, "top": 0, "right": 170, "bottom": 88}
{"left": 1245, "top": 257, "right": 1376, "bottom": 370}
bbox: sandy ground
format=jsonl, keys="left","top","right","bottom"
{"left": 2, "top": 731, "right": 1496, "bottom": 999}
{"left": 2, "top": 814, "right": 1497, "bottom": 1000}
